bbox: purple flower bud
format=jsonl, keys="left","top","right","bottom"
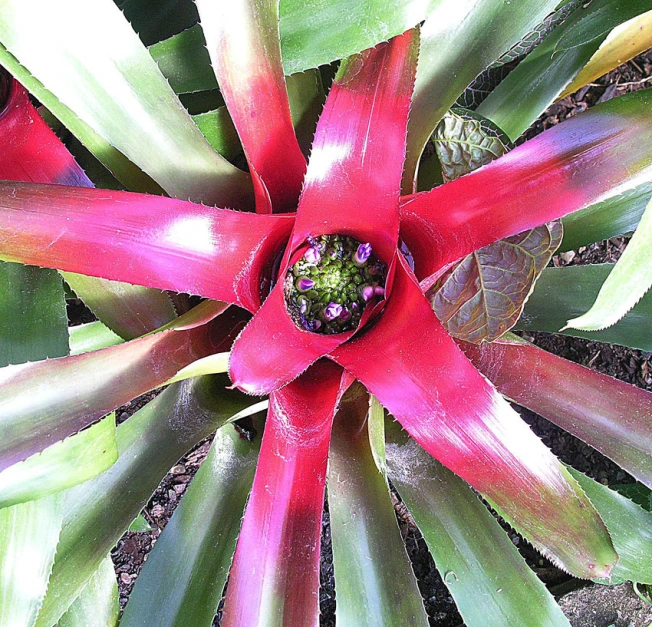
{"left": 324, "top": 302, "right": 343, "bottom": 320}
{"left": 351, "top": 302, "right": 359, "bottom": 311}
{"left": 304, "top": 247, "right": 321, "bottom": 264}
{"left": 354, "top": 242, "right": 372, "bottom": 265}
{"left": 300, "top": 300, "right": 309, "bottom": 314}
{"left": 362, "top": 285, "right": 375, "bottom": 302}
{"left": 374, "top": 286, "right": 385, "bottom": 298}
{"left": 339, "top": 308, "right": 351, "bottom": 321}
{"left": 296, "top": 277, "right": 315, "bottom": 292}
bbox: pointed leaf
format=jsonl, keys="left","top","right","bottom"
{"left": 0, "top": 0, "right": 253, "bottom": 206}
{"left": 0, "top": 182, "right": 294, "bottom": 311}
{"left": 560, "top": 11, "right": 652, "bottom": 100}
{"left": 476, "top": 0, "right": 652, "bottom": 141}
{"left": 0, "top": 496, "right": 63, "bottom": 627}
{"left": 63, "top": 273, "right": 177, "bottom": 341}
{"left": 0, "top": 301, "right": 236, "bottom": 471}
{"left": 69, "top": 322, "right": 123, "bottom": 356}
{"left": 463, "top": 337, "right": 652, "bottom": 489}
{"left": 121, "top": 420, "right": 261, "bottom": 627}
{"left": 569, "top": 469, "right": 652, "bottom": 585}
{"left": 222, "top": 362, "right": 349, "bottom": 627}
{"left": 331, "top": 257, "right": 617, "bottom": 579}
{"left": 560, "top": 181, "right": 652, "bottom": 252}
{"left": 403, "top": 0, "right": 559, "bottom": 190}
{"left": 119, "top": 0, "right": 198, "bottom": 46}
{"left": 400, "top": 90, "right": 652, "bottom": 280}
{"left": 385, "top": 423, "right": 571, "bottom": 627}
{"left": 566, "top": 196, "right": 652, "bottom": 331}
{"left": 35, "top": 375, "right": 254, "bottom": 627}
{"left": 431, "top": 222, "right": 563, "bottom": 343}
{"left": 517, "top": 264, "right": 652, "bottom": 351}
{"left": 197, "top": 0, "right": 306, "bottom": 213}
{"left": 192, "top": 107, "right": 241, "bottom": 161}
{"left": 328, "top": 385, "right": 429, "bottom": 627}
{"left": 0, "top": 414, "right": 118, "bottom": 509}
{"left": 57, "top": 555, "right": 119, "bottom": 627}
{"left": 127, "top": 514, "right": 152, "bottom": 533}
{"left": 0, "top": 262, "right": 68, "bottom": 367}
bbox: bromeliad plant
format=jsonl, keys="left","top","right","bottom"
{"left": 0, "top": 0, "right": 652, "bottom": 625}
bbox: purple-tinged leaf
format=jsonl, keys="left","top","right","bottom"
{"left": 0, "top": 182, "right": 294, "bottom": 311}
{"left": 0, "top": 301, "right": 242, "bottom": 472}
{"left": 463, "top": 336, "right": 652, "bottom": 488}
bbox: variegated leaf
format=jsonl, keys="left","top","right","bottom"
{"left": 430, "top": 109, "right": 562, "bottom": 343}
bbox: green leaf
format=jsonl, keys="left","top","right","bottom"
{"left": 35, "top": 375, "right": 254, "bottom": 627}
{"left": 192, "top": 108, "right": 241, "bottom": 161}
{"left": 560, "top": 182, "right": 652, "bottom": 252}
{"left": 385, "top": 422, "right": 570, "bottom": 627}
{"left": 57, "top": 555, "right": 119, "bottom": 627}
{"left": 328, "top": 388, "right": 428, "bottom": 627}
{"left": 368, "top": 395, "right": 387, "bottom": 478}
{"left": 477, "top": 0, "right": 652, "bottom": 141}
{"left": 121, "top": 419, "right": 261, "bottom": 627}
{"left": 432, "top": 109, "right": 511, "bottom": 183}
{"left": 69, "top": 322, "right": 124, "bottom": 356}
{"left": 286, "top": 69, "right": 325, "bottom": 157}
{"left": 404, "top": 0, "right": 559, "bottom": 190}
{"left": 0, "top": 262, "right": 68, "bottom": 367}
{"left": 127, "top": 513, "right": 152, "bottom": 533}
{"left": 164, "top": 352, "right": 230, "bottom": 385}
{"left": 569, "top": 469, "right": 652, "bottom": 585}
{"left": 517, "top": 264, "right": 652, "bottom": 351}
{"left": 429, "top": 109, "right": 563, "bottom": 343}
{"left": 62, "top": 273, "right": 178, "bottom": 341}
{"left": 0, "top": 496, "right": 63, "bottom": 627}
{"left": 0, "top": 0, "right": 253, "bottom": 207}
{"left": 0, "top": 414, "right": 118, "bottom": 509}
{"left": 119, "top": 0, "right": 198, "bottom": 46}
{"left": 565, "top": 196, "right": 652, "bottom": 331}
{"left": 612, "top": 483, "right": 652, "bottom": 512}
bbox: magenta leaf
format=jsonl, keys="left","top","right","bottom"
{"left": 331, "top": 256, "right": 617, "bottom": 578}
{"left": 0, "top": 182, "right": 294, "bottom": 312}
{"left": 222, "top": 361, "right": 351, "bottom": 626}
{"left": 463, "top": 336, "right": 652, "bottom": 489}
{"left": 400, "top": 89, "right": 652, "bottom": 279}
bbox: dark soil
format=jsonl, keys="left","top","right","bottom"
{"left": 104, "top": 51, "right": 652, "bottom": 626}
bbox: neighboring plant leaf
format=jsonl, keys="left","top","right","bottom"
{"left": 127, "top": 514, "right": 152, "bottom": 533}
{"left": 560, "top": 182, "right": 652, "bottom": 252}
{"left": 165, "top": 352, "right": 230, "bottom": 385}
{"left": 611, "top": 483, "right": 652, "bottom": 512}
{"left": 0, "top": 262, "right": 68, "bottom": 367}
{"left": 565, "top": 196, "right": 652, "bottom": 331}
{"left": 476, "top": 0, "right": 652, "bottom": 140}
{"left": 0, "top": 496, "right": 63, "bottom": 627}
{"left": 432, "top": 222, "right": 563, "bottom": 342}
{"left": 35, "top": 375, "right": 255, "bottom": 627}
{"left": 385, "top": 422, "right": 570, "bottom": 627}
{"left": 403, "top": 0, "right": 559, "bottom": 191}
{"left": 286, "top": 69, "right": 326, "bottom": 157}
{"left": 0, "top": 300, "right": 232, "bottom": 471}
{"left": 119, "top": 0, "right": 198, "bottom": 46}
{"left": 367, "top": 395, "right": 387, "bottom": 478}
{"left": 69, "top": 322, "right": 124, "bottom": 356}
{"left": 463, "top": 336, "right": 652, "bottom": 489}
{"left": 429, "top": 109, "right": 562, "bottom": 343}
{"left": 0, "top": 0, "right": 253, "bottom": 207}
{"left": 328, "top": 386, "right": 429, "bottom": 627}
{"left": 121, "top": 419, "right": 262, "bottom": 627}
{"left": 192, "top": 108, "right": 241, "bottom": 161}
{"left": 517, "top": 264, "right": 652, "bottom": 351}
{"left": 0, "top": 414, "right": 118, "bottom": 509}
{"left": 62, "top": 273, "right": 177, "bottom": 341}
{"left": 57, "top": 555, "right": 119, "bottom": 627}
{"left": 559, "top": 11, "right": 652, "bottom": 100}
{"left": 569, "top": 469, "right": 652, "bottom": 585}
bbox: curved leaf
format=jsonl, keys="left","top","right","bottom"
{"left": 57, "top": 555, "right": 119, "bottom": 627}
{"left": 69, "top": 322, "right": 124, "bottom": 356}
{"left": 517, "top": 264, "right": 652, "bottom": 351}
{"left": 0, "top": 0, "right": 253, "bottom": 207}
{"left": 565, "top": 196, "right": 652, "bottom": 331}
{"left": 35, "top": 375, "right": 254, "bottom": 627}
{"left": 121, "top": 420, "right": 261, "bottom": 627}
{"left": 386, "top": 422, "right": 571, "bottom": 627}
{"left": 328, "top": 386, "right": 429, "bottom": 627}
{"left": 463, "top": 337, "right": 652, "bottom": 489}
{"left": 0, "top": 414, "right": 118, "bottom": 509}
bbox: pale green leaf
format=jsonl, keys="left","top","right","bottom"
{"left": 565, "top": 196, "right": 652, "bottom": 331}
{"left": 69, "top": 322, "right": 124, "bottom": 356}
{"left": 127, "top": 514, "right": 152, "bottom": 533}
{"left": 0, "top": 415, "right": 118, "bottom": 509}
{"left": 164, "top": 352, "right": 230, "bottom": 385}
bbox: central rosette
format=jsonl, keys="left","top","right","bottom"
{"left": 284, "top": 234, "right": 387, "bottom": 334}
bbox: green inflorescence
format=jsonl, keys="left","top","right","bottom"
{"left": 284, "top": 234, "right": 386, "bottom": 334}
